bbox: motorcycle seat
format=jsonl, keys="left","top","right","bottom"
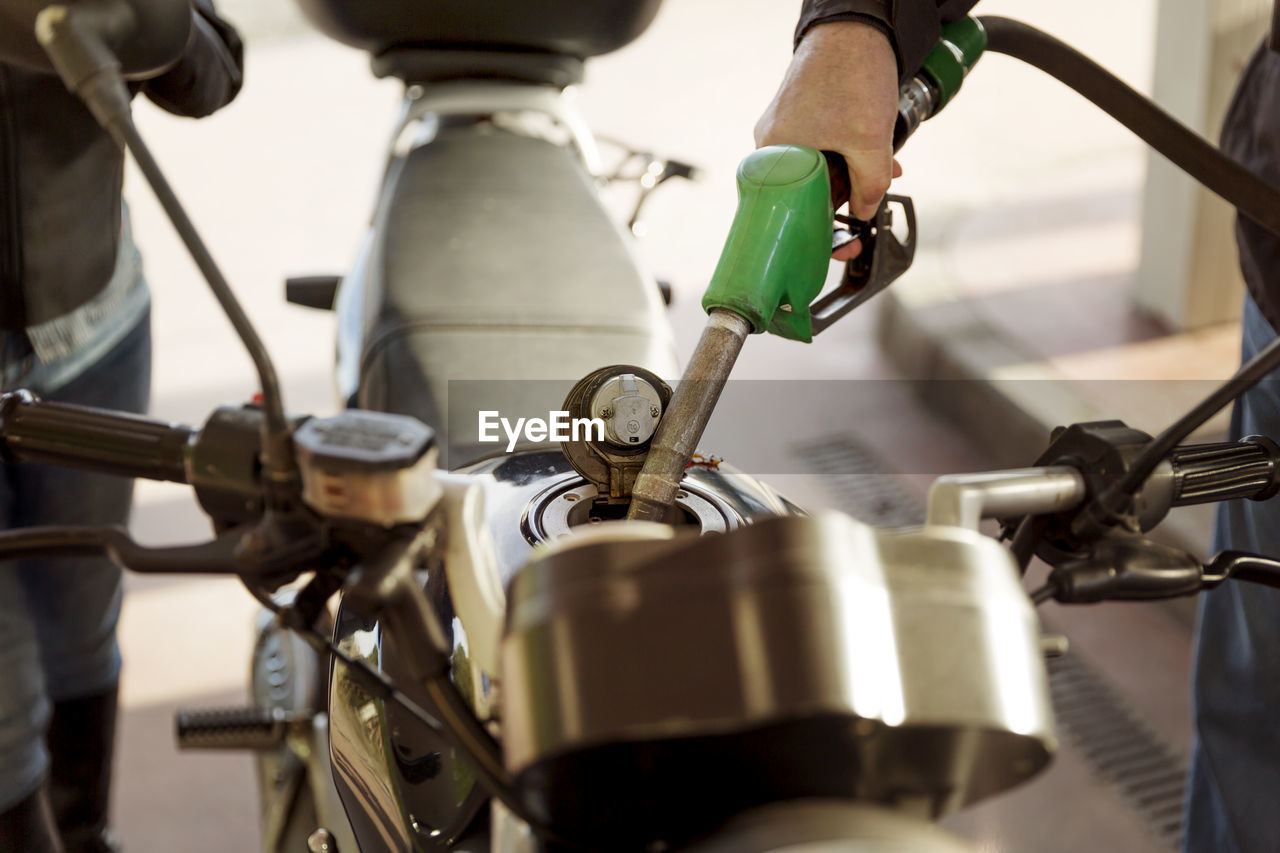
{"left": 356, "top": 123, "right": 677, "bottom": 466}
{"left": 372, "top": 49, "right": 584, "bottom": 87}
{"left": 295, "top": 0, "right": 663, "bottom": 60}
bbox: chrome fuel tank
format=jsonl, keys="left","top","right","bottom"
{"left": 326, "top": 450, "right": 798, "bottom": 850}
{"left": 500, "top": 513, "right": 1056, "bottom": 847}
{"left": 327, "top": 453, "right": 1055, "bottom": 851}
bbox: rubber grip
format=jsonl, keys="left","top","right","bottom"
{"left": 1169, "top": 435, "right": 1280, "bottom": 506}
{"left": 0, "top": 391, "right": 193, "bottom": 483}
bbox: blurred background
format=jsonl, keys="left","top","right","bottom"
{"left": 111, "top": 0, "right": 1271, "bottom": 849}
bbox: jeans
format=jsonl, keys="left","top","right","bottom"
{"left": 1185, "top": 295, "right": 1280, "bottom": 852}
{"left": 0, "top": 310, "right": 151, "bottom": 811}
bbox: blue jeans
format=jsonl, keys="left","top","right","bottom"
{"left": 0, "top": 310, "right": 151, "bottom": 811}
{"left": 1185, "top": 294, "right": 1280, "bottom": 851}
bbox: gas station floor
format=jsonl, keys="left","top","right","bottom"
{"left": 104, "top": 1, "right": 1210, "bottom": 850}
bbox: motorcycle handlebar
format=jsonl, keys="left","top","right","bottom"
{"left": 0, "top": 390, "right": 193, "bottom": 484}
{"left": 1167, "top": 435, "right": 1280, "bottom": 507}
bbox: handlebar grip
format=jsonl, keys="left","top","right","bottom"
{"left": 0, "top": 391, "right": 193, "bottom": 483}
{"left": 1169, "top": 435, "right": 1280, "bottom": 506}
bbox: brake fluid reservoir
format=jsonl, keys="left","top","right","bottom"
{"left": 293, "top": 410, "right": 442, "bottom": 525}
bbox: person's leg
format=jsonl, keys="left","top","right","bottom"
{"left": 1185, "top": 297, "right": 1280, "bottom": 853}
{"left": 13, "top": 311, "right": 150, "bottom": 853}
{"left": 0, "top": 331, "right": 64, "bottom": 851}
{"left": 0, "top": 558, "right": 53, "bottom": 809}
{"left": 0, "top": 474, "right": 64, "bottom": 853}
{"left": 1182, "top": 36, "right": 1280, "bottom": 852}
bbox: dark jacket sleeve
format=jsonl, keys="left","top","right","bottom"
{"left": 796, "top": 0, "right": 980, "bottom": 82}
{"left": 140, "top": 0, "right": 244, "bottom": 118}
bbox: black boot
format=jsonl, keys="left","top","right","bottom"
{"left": 47, "top": 687, "right": 120, "bottom": 853}
{"left": 0, "top": 782, "right": 67, "bottom": 853}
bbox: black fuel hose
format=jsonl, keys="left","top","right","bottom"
{"left": 978, "top": 16, "right": 1280, "bottom": 239}
{"left": 978, "top": 16, "right": 1280, "bottom": 534}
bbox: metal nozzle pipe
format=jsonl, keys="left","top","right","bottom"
{"left": 627, "top": 309, "right": 753, "bottom": 521}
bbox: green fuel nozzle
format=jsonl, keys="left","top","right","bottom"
{"left": 701, "top": 145, "right": 834, "bottom": 343}
{"left": 698, "top": 18, "right": 986, "bottom": 344}
{"left": 628, "top": 20, "right": 986, "bottom": 522}
{"left": 630, "top": 144, "right": 835, "bottom": 521}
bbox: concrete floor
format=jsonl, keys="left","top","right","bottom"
{"left": 99, "top": 1, "right": 1206, "bottom": 851}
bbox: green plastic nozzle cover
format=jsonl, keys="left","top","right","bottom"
{"left": 701, "top": 145, "right": 833, "bottom": 343}
{"left": 919, "top": 17, "right": 987, "bottom": 110}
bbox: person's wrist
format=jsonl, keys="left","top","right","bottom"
{"left": 799, "top": 19, "right": 900, "bottom": 79}
{"left": 801, "top": 19, "right": 892, "bottom": 53}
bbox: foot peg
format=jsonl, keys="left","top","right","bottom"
{"left": 175, "top": 706, "right": 308, "bottom": 751}
{"left": 285, "top": 275, "right": 341, "bottom": 311}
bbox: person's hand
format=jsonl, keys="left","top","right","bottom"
{"left": 141, "top": 1, "right": 244, "bottom": 119}
{"left": 755, "top": 21, "right": 901, "bottom": 260}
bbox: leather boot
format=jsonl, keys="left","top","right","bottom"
{"left": 0, "top": 782, "right": 67, "bottom": 853}
{"left": 47, "top": 687, "right": 120, "bottom": 853}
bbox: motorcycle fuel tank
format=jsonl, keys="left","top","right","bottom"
{"left": 327, "top": 450, "right": 798, "bottom": 850}
{"left": 501, "top": 512, "right": 1056, "bottom": 846}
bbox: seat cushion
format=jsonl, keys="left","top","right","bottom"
{"left": 294, "top": 0, "right": 663, "bottom": 59}
{"left": 357, "top": 124, "right": 676, "bottom": 466}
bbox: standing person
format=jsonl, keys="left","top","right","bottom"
{"left": 757, "top": 3, "right": 1280, "bottom": 852}
{"left": 0, "top": 2, "right": 243, "bottom": 851}
{"left": 1185, "top": 36, "right": 1280, "bottom": 853}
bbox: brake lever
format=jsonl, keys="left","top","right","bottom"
{"left": 0, "top": 524, "right": 242, "bottom": 574}
{"left": 1201, "top": 551, "right": 1280, "bottom": 590}
{"left": 1042, "top": 535, "right": 1203, "bottom": 603}
{"left": 1041, "top": 539, "right": 1280, "bottom": 605}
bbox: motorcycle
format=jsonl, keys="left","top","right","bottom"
{"left": 11, "top": 1, "right": 1280, "bottom": 851}
{"left": 193, "top": 3, "right": 688, "bottom": 848}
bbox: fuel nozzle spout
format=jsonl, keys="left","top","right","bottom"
{"left": 627, "top": 309, "right": 753, "bottom": 522}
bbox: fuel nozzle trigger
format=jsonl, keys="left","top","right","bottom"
{"left": 813, "top": 194, "right": 917, "bottom": 335}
